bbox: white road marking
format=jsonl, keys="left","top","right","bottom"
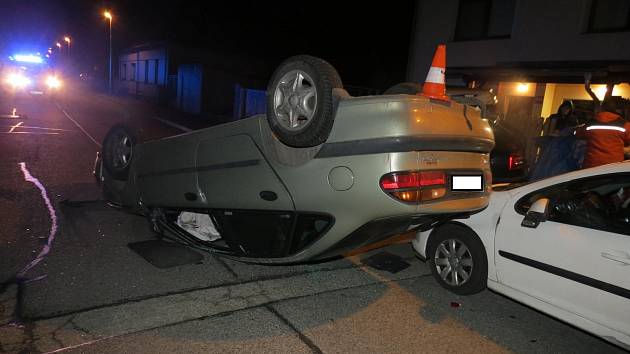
{"left": 4, "top": 125, "right": 76, "bottom": 132}
{"left": 152, "top": 116, "right": 192, "bottom": 132}
{"left": 8, "top": 121, "right": 23, "bottom": 133}
{"left": 2, "top": 131, "right": 60, "bottom": 135}
{"left": 17, "top": 162, "right": 58, "bottom": 279}
{"left": 45, "top": 335, "right": 119, "bottom": 353}
{"left": 54, "top": 101, "right": 102, "bottom": 147}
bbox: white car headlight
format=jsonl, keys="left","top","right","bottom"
{"left": 6, "top": 73, "right": 31, "bottom": 88}
{"left": 46, "top": 76, "right": 62, "bottom": 89}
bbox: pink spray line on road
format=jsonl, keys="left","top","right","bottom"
{"left": 16, "top": 162, "right": 58, "bottom": 279}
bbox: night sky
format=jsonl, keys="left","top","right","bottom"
{"left": 0, "top": 0, "right": 416, "bottom": 89}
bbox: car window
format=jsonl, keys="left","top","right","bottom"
{"left": 515, "top": 173, "right": 630, "bottom": 236}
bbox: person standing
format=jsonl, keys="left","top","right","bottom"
{"left": 529, "top": 101, "right": 580, "bottom": 180}
{"left": 543, "top": 100, "right": 579, "bottom": 136}
{"left": 576, "top": 97, "right": 630, "bottom": 169}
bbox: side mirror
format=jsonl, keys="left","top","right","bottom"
{"left": 521, "top": 198, "right": 550, "bottom": 228}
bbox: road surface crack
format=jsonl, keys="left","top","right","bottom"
{"left": 67, "top": 317, "right": 91, "bottom": 336}
{"left": 19, "top": 322, "right": 37, "bottom": 354}
{"left": 265, "top": 305, "right": 323, "bottom": 354}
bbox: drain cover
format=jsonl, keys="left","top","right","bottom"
{"left": 362, "top": 251, "right": 411, "bottom": 273}
{"left": 128, "top": 240, "right": 203, "bottom": 269}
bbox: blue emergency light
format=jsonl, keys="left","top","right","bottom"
{"left": 11, "top": 54, "right": 44, "bottom": 64}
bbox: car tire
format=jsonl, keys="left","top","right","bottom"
{"left": 383, "top": 82, "right": 422, "bottom": 95}
{"left": 102, "top": 124, "right": 137, "bottom": 181}
{"left": 266, "top": 55, "right": 343, "bottom": 147}
{"left": 426, "top": 223, "right": 487, "bottom": 295}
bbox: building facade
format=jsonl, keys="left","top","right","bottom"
{"left": 408, "top": 0, "right": 630, "bottom": 165}
{"left": 118, "top": 42, "right": 268, "bottom": 120}
{"left": 118, "top": 43, "right": 168, "bottom": 102}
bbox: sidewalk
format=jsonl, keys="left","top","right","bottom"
{"left": 0, "top": 252, "right": 509, "bottom": 354}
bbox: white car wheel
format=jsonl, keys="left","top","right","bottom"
{"left": 427, "top": 223, "right": 487, "bottom": 295}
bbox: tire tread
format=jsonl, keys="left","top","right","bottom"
{"left": 266, "top": 55, "right": 343, "bottom": 147}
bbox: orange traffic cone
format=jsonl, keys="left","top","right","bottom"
{"left": 422, "top": 44, "right": 449, "bottom": 101}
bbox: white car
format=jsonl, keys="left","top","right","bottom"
{"left": 413, "top": 161, "right": 630, "bottom": 349}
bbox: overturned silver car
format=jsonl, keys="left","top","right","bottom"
{"left": 95, "top": 50, "right": 495, "bottom": 264}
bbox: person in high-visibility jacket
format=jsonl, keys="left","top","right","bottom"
{"left": 576, "top": 97, "right": 630, "bottom": 168}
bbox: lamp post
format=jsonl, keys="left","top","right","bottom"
{"left": 64, "top": 36, "right": 71, "bottom": 56}
{"left": 104, "top": 11, "right": 113, "bottom": 93}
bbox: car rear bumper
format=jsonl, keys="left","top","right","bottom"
{"left": 314, "top": 212, "right": 469, "bottom": 260}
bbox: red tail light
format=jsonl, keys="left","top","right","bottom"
{"left": 380, "top": 171, "right": 446, "bottom": 203}
{"left": 380, "top": 171, "right": 446, "bottom": 190}
{"left": 508, "top": 153, "right": 524, "bottom": 171}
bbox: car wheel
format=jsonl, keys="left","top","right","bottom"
{"left": 102, "top": 124, "right": 137, "bottom": 181}
{"left": 427, "top": 223, "right": 487, "bottom": 295}
{"left": 266, "top": 55, "right": 343, "bottom": 147}
{"left": 383, "top": 82, "right": 422, "bottom": 95}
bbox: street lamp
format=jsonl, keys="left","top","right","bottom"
{"left": 56, "top": 42, "right": 61, "bottom": 49}
{"left": 64, "top": 36, "right": 71, "bottom": 56}
{"left": 104, "top": 11, "right": 113, "bottom": 93}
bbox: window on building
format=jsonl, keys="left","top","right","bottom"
{"left": 130, "top": 62, "right": 136, "bottom": 81}
{"left": 154, "top": 59, "right": 159, "bottom": 85}
{"left": 454, "top": 0, "right": 516, "bottom": 41}
{"left": 588, "top": 0, "right": 630, "bottom": 32}
{"left": 144, "top": 60, "right": 149, "bottom": 83}
{"left": 121, "top": 63, "right": 126, "bottom": 80}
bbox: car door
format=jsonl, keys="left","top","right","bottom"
{"left": 195, "top": 134, "right": 298, "bottom": 258}
{"left": 196, "top": 134, "right": 294, "bottom": 212}
{"left": 495, "top": 173, "right": 630, "bottom": 336}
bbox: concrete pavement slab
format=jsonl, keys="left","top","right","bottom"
{"left": 61, "top": 262, "right": 426, "bottom": 337}
{"left": 64, "top": 307, "right": 312, "bottom": 354}
{"left": 270, "top": 278, "right": 509, "bottom": 354}
{"left": 0, "top": 260, "right": 426, "bottom": 352}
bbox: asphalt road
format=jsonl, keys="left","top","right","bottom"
{"left": 0, "top": 85, "right": 626, "bottom": 353}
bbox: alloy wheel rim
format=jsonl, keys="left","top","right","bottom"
{"left": 434, "top": 239, "right": 474, "bottom": 286}
{"left": 273, "top": 69, "right": 317, "bottom": 132}
{"left": 112, "top": 131, "right": 133, "bottom": 169}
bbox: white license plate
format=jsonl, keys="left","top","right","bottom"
{"left": 451, "top": 175, "right": 483, "bottom": 191}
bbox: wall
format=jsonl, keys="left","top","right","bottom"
{"left": 177, "top": 64, "right": 202, "bottom": 114}
{"left": 118, "top": 46, "right": 168, "bottom": 101}
{"left": 408, "top": 0, "right": 630, "bottom": 82}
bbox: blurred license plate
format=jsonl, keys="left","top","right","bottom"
{"left": 451, "top": 175, "right": 482, "bottom": 191}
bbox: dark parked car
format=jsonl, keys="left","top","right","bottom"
{"left": 490, "top": 123, "right": 527, "bottom": 183}
{"left": 437, "top": 88, "right": 527, "bottom": 184}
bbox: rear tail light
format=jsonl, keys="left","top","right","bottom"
{"left": 380, "top": 171, "right": 446, "bottom": 203}
{"left": 508, "top": 153, "right": 525, "bottom": 171}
